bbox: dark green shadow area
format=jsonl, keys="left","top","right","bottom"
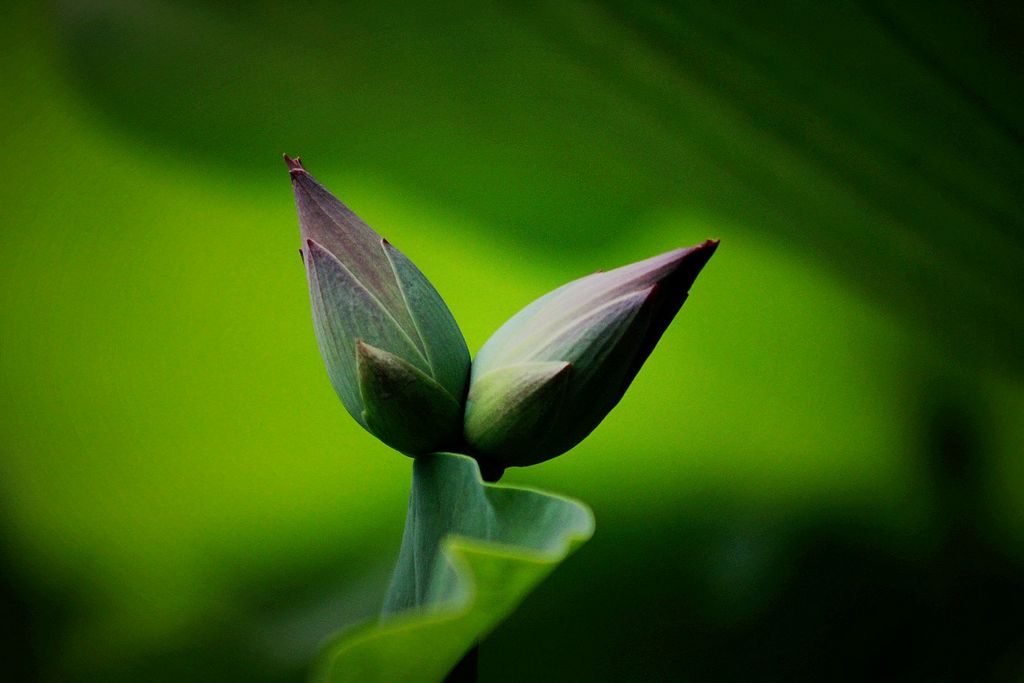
{"left": 51, "top": 0, "right": 1024, "bottom": 373}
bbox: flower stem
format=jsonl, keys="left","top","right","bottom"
{"left": 443, "top": 461, "right": 502, "bottom": 681}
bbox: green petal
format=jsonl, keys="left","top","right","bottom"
{"left": 306, "top": 240, "right": 429, "bottom": 427}
{"left": 464, "top": 361, "right": 571, "bottom": 466}
{"left": 356, "top": 341, "right": 462, "bottom": 455}
{"left": 381, "top": 239, "right": 470, "bottom": 402}
{"left": 290, "top": 163, "right": 419, "bottom": 340}
{"left": 473, "top": 243, "right": 717, "bottom": 374}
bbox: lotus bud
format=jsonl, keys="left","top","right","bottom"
{"left": 464, "top": 241, "right": 718, "bottom": 469}
{"left": 286, "top": 155, "right": 470, "bottom": 455}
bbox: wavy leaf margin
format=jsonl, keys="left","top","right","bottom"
{"left": 313, "top": 452, "right": 595, "bottom": 682}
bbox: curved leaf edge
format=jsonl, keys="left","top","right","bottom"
{"left": 312, "top": 453, "right": 595, "bottom": 682}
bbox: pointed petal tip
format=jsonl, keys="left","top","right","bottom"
{"left": 684, "top": 238, "right": 719, "bottom": 264}
{"left": 303, "top": 238, "right": 329, "bottom": 263}
{"left": 682, "top": 239, "right": 718, "bottom": 274}
{"left": 354, "top": 338, "right": 381, "bottom": 365}
{"left": 537, "top": 360, "right": 573, "bottom": 382}
{"left": 671, "top": 238, "right": 719, "bottom": 266}
{"left": 638, "top": 239, "right": 718, "bottom": 290}
{"left": 678, "top": 239, "right": 719, "bottom": 255}
{"left": 283, "top": 153, "right": 307, "bottom": 176}
{"left": 354, "top": 338, "right": 390, "bottom": 363}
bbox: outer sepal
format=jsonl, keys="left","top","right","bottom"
{"left": 464, "top": 361, "right": 571, "bottom": 466}
{"left": 356, "top": 341, "right": 463, "bottom": 455}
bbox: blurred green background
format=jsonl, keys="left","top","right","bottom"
{"left": 1, "top": 1, "right": 1022, "bottom": 680}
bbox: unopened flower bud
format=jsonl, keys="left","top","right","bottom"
{"left": 464, "top": 241, "right": 718, "bottom": 468}
{"left": 286, "top": 155, "right": 470, "bottom": 455}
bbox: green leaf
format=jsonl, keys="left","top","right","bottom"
{"left": 314, "top": 453, "right": 594, "bottom": 682}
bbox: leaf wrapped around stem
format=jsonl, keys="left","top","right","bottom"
{"left": 314, "top": 453, "right": 594, "bottom": 683}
